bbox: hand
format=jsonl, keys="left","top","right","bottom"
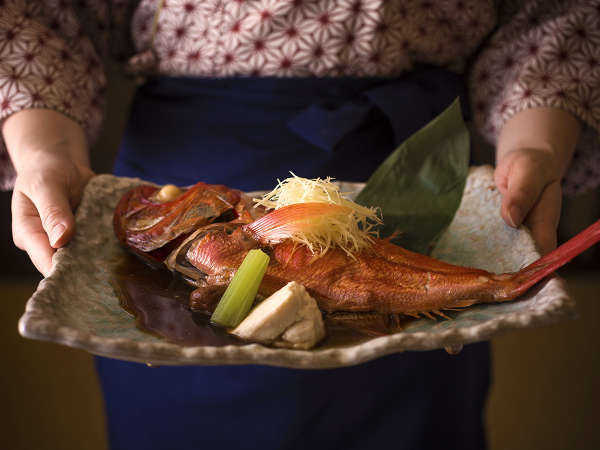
{"left": 495, "top": 148, "right": 563, "bottom": 254}
{"left": 495, "top": 107, "right": 580, "bottom": 255}
{"left": 3, "top": 109, "right": 94, "bottom": 276}
{"left": 11, "top": 155, "right": 93, "bottom": 276}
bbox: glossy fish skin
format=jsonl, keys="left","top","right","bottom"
{"left": 177, "top": 211, "right": 600, "bottom": 322}
{"left": 113, "top": 182, "right": 259, "bottom": 262}
{"left": 115, "top": 182, "right": 600, "bottom": 334}
{"left": 180, "top": 225, "right": 521, "bottom": 317}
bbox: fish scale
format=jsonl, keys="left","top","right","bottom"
{"left": 114, "top": 181, "right": 600, "bottom": 335}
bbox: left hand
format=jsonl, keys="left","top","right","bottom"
{"left": 3, "top": 109, "right": 93, "bottom": 276}
{"left": 495, "top": 107, "right": 580, "bottom": 255}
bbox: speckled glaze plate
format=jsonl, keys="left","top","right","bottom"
{"left": 18, "top": 166, "right": 574, "bottom": 368}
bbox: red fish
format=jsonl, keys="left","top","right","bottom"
{"left": 113, "top": 181, "right": 259, "bottom": 263}
{"left": 114, "top": 183, "right": 600, "bottom": 335}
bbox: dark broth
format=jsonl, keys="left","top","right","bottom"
{"left": 113, "top": 254, "right": 242, "bottom": 346}
{"left": 113, "top": 253, "right": 375, "bottom": 348}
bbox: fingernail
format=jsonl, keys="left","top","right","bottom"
{"left": 50, "top": 223, "right": 66, "bottom": 247}
{"left": 508, "top": 205, "right": 522, "bottom": 228}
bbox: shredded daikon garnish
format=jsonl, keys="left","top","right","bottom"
{"left": 253, "top": 174, "right": 381, "bottom": 257}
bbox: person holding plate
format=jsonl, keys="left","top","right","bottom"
{"left": 1, "top": 1, "right": 598, "bottom": 449}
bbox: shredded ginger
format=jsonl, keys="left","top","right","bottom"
{"left": 254, "top": 173, "right": 381, "bottom": 257}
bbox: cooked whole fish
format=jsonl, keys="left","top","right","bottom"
{"left": 114, "top": 182, "right": 600, "bottom": 335}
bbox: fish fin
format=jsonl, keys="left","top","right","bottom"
{"left": 511, "top": 218, "right": 600, "bottom": 298}
{"left": 451, "top": 299, "right": 477, "bottom": 308}
{"left": 404, "top": 311, "right": 421, "bottom": 318}
{"left": 422, "top": 311, "right": 436, "bottom": 320}
{"left": 433, "top": 309, "right": 451, "bottom": 320}
{"left": 326, "top": 312, "right": 408, "bottom": 336}
{"left": 243, "top": 202, "right": 351, "bottom": 244}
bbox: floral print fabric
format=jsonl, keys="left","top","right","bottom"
{"left": 0, "top": 0, "right": 598, "bottom": 193}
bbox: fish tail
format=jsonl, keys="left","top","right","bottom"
{"left": 509, "top": 218, "right": 600, "bottom": 297}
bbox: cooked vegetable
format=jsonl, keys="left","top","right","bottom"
{"left": 210, "top": 249, "right": 270, "bottom": 328}
{"left": 231, "top": 281, "right": 326, "bottom": 350}
{"left": 253, "top": 173, "right": 381, "bottom": 257}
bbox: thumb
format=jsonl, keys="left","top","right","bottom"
{"left": 26, "top": 178, "right": 75, "bottom": 248}
{"left": 495, "top": 150, "right": 554, "bottom": 228}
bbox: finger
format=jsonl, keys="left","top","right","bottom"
{"left": 11, "top": 191, "right": 56, "bottom": 276}
{"left": 499, "top": 153, "right": 551, "bottom": 228}
{"left": 494, "top": 148, "right": 522, "bottom": 196}
{"left": 23, "top": 175, "right": 75, "bottom": 248}
{"left": 523, "top": 181, "right": 561, "bottom": 255}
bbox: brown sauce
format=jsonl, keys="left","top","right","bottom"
{"left": 112, "top": 253, "right": 379, "bottom": 348}
{"left": 113, "top": 254, "right": 242, "bottom": 347}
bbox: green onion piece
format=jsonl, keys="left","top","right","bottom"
{"left": 210, "top": 249, "right": 270, "bottom": 328}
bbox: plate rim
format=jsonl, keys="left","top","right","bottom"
{"left": 18, "top": 168, "right": 576, "bottom": 368}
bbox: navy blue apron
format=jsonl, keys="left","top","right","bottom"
{"left": 101, "top": 70, "right": 490, "bottom": 450}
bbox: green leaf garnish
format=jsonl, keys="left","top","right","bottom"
{"left": 355, "top": 98, "right": 469, "bottom": 254}
{"left": 211, "top": 249, "right": 270, "bottom": 328}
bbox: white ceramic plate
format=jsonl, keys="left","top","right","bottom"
{"left": 18, "top": 166, "right": 574, "bottom": 368}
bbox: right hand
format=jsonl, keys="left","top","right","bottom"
{"left": 3, "top": 109, "right": 94, "bottom": 276}
{"left": 495, "top": 107, "right": 580, "bottom": 255}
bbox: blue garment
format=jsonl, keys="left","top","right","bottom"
{"left": 101, "top": 71, "right": 489, "bottom": 450}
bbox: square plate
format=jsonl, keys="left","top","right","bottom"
{"left": 18, "top": 166, "right": 574, "bottom": 368}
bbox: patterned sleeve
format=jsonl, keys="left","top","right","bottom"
{"left": 0, "top": 0, "right": 134, "bottom": 191}
{"left": 469, "top": 0, "right": 600, "bottom": 195}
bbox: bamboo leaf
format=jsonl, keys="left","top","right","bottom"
{"left": 355, "top": 98, "right": 469, "bottom": 254}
